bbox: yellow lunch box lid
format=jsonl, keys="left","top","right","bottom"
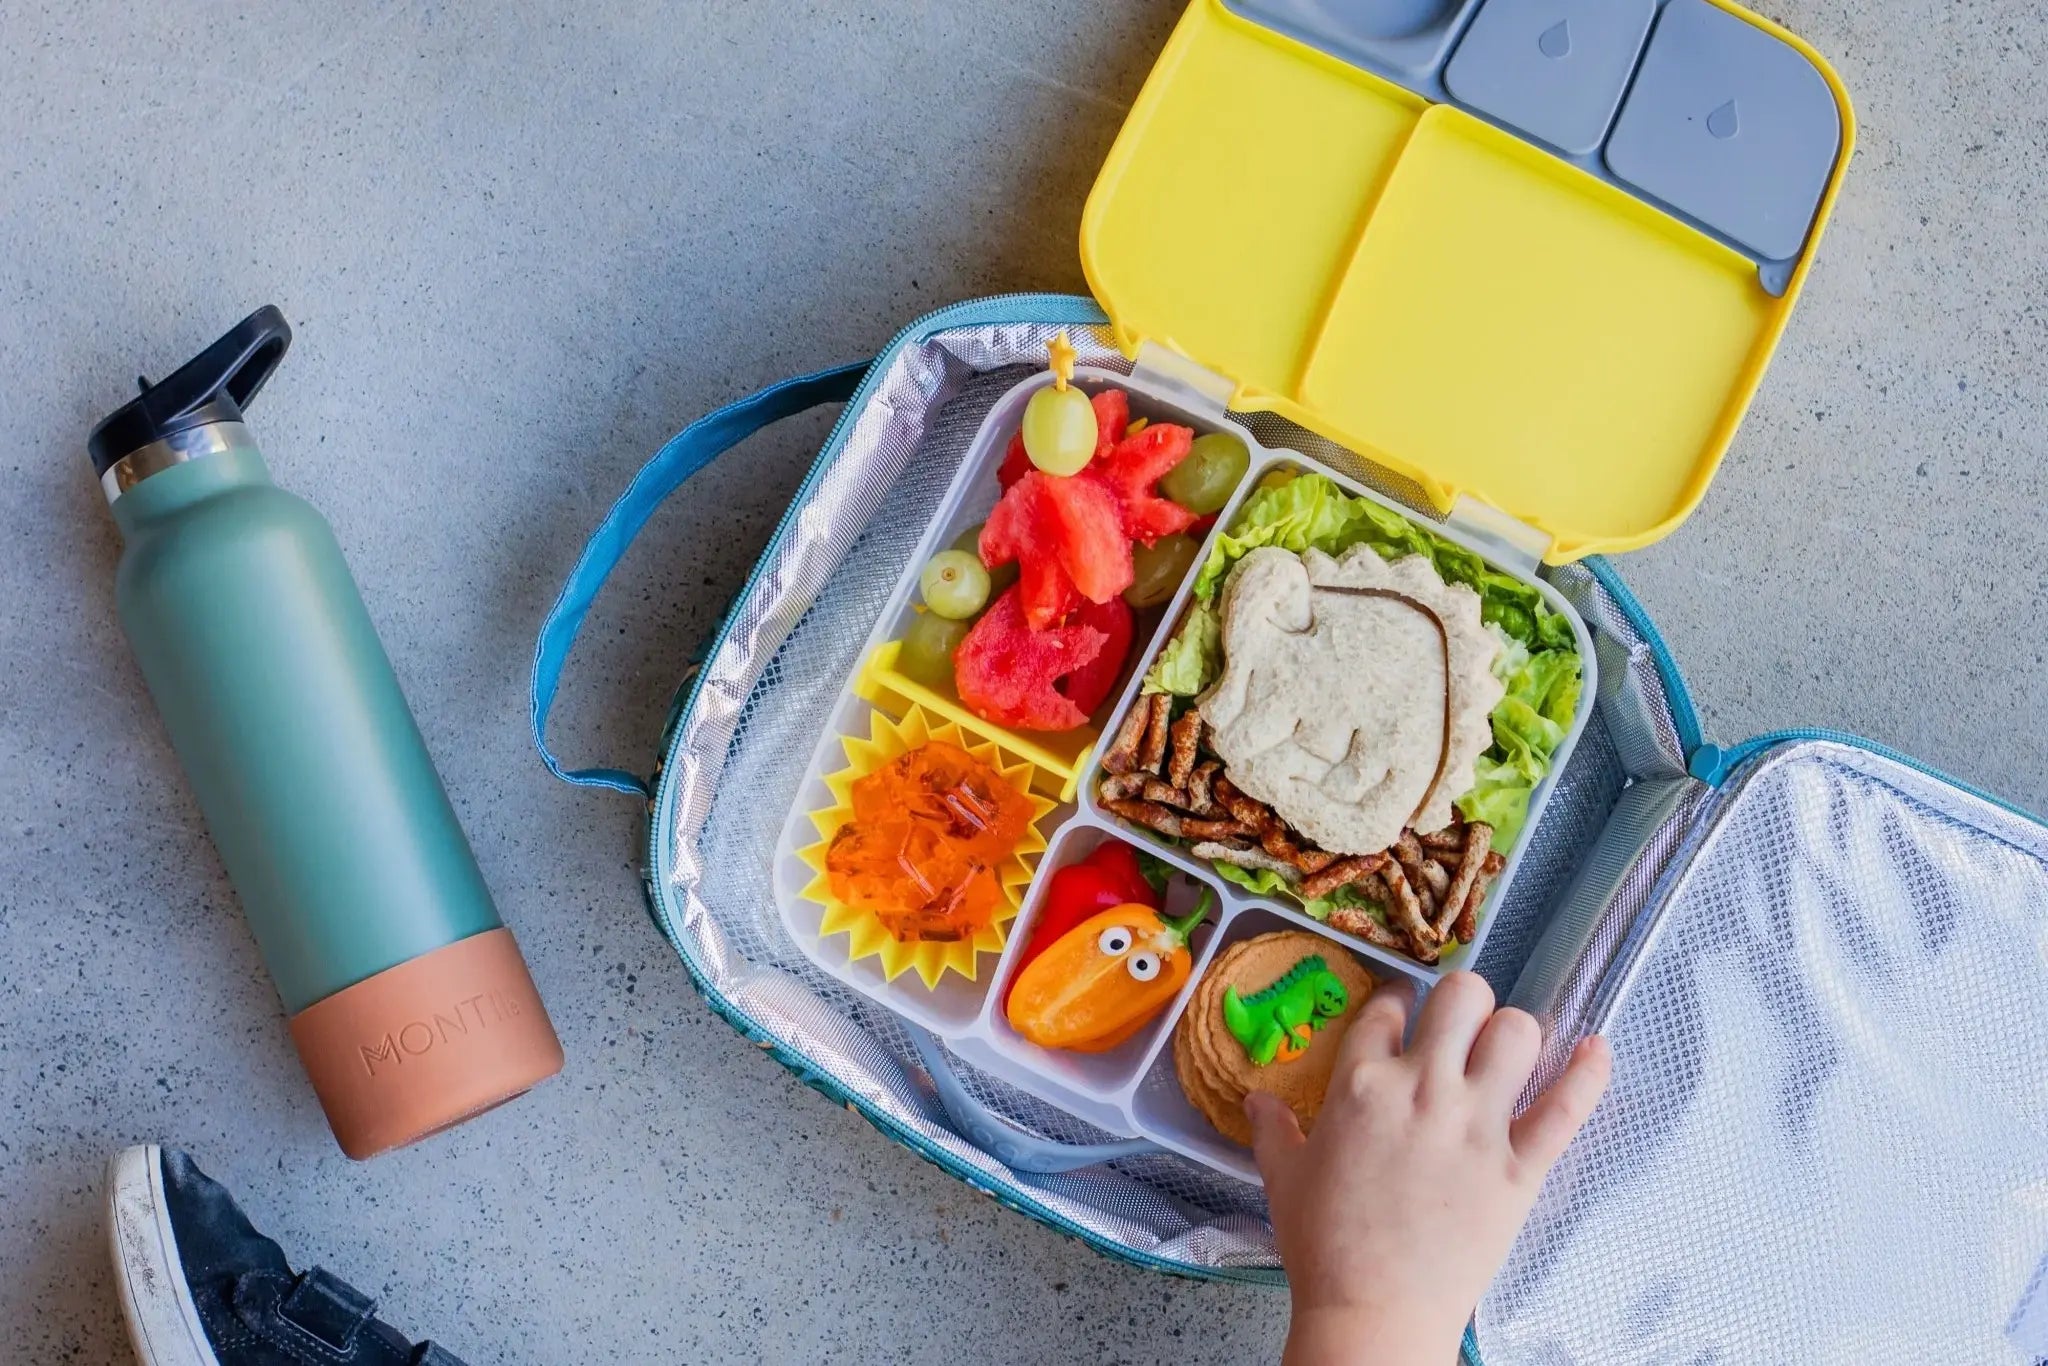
{"left": 1081, "top": 0, "right": 1855, "bottom": 562}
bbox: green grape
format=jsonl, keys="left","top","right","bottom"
{"left": 1160, "top": 431, "right": 1250, "bottom": 515}
{"left": 952, "top": 525, "right": 1018, "bottom": 595}
{"left": 1020, "top": 385, "right": 1098, "bottom": 476}
{"left": 898, "top": 611, "right": 971, "bottom": 690}
{"left": 919, "top": 550, "right": 991, "bottom": 620}
{"left": 1124, "top": 533, "right": 1201, "bottom": 608}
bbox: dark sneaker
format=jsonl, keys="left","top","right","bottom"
{"left": 105, "top": 1145, "right": 470, "bottom": 1366}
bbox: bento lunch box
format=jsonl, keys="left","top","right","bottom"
{"left": 765, "top": 362, "right": 1595, "bottom": 1181}
{"left": 535, "top": 305, "right": 2048, "bottom": 1363}
{"left": 529, "top": 1, "right": 2048, "bottom": 1360}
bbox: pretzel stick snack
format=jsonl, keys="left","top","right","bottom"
{"left": 1433, "top": 822, "right": 1493, "bottom": 940}
{"left": 1138, "top": 694, "right": 1172, "bottom": 773}
{"left": 1102, "top": 702, "right": 1149, "bottom": 775}
{"left": 1167, "top": 706, "right": 1202, "bottom": 790}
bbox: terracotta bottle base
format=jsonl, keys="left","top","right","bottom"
{"left": 287, "top": 927, "right": 564, "bottom": 1159}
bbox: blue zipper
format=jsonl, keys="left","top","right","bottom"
{"left": 1582, "top": 554, "right": 1705, "bottom": 754}
{"left": 1689, "top": 726, "right": 2046, "bottom": 829}
{"left": 650, "top": 294, "right": 2048, "bottom": 1300}
{"left": 1572, "top": 561, "right": 2041, "bottom": 829}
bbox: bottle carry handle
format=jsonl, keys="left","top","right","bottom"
{"left": 530, "top": 361, "right": 870, "bottom": 799}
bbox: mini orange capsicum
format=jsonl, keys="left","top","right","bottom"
{"left": 1005, "top": 891, "right": 1213, "bottom": 1053}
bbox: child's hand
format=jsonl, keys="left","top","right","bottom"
{"left": 1249, "top": 972, "right": 1611, "bottom": 1366}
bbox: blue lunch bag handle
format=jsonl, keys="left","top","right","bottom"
{"left": 532, "top": 355, "right": 1166, "bottom": 1173}
{"left": 530, "top": 360, "right": 870, "bottom": 799}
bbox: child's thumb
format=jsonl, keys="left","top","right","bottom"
{"left": 1245, "top": 1092, "right": 1306, "bottom": 1180}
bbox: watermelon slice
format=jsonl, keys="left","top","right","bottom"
{"left": 1056, "top": 596, "right": 1134, "bottom": 718}
{"left": 981, "top": 474, "right": 1077, "bottom": 627}
{"left": 981, "top": 470, "right": 1133, "bottom": 630}
{"left": 997, "top": 432, "right": 1032, "bottom": 490}
{"left": 955, "top": 587, "right": 1112, "bottom": 733}
{"left": 1089, "top": 422, "right": 1198, "bottom": 545}
{"left": 980, "top": 393, "right": 1195, "bottom": 633}
{"left": 1090, "top": 388, "right": 1130, "bottom": 460}
{"left": 1038, "top": 473, "right": 1131, "bottom": 603}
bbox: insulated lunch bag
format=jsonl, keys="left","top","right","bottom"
{"left": 531, "top": 3, "right": 2048, "bottom": 1361}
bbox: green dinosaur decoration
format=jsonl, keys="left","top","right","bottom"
{"left": 1221, "top": 954, "right": 1351, "bottom": 1066}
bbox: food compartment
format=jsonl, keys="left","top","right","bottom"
{"left": 979, "top": 822, "right": 1225, "bottom": 1101}
{"left": 1228, "top": 0, "right": 1486, "bottom": 87}
{"left": 849, "top": 363, "right": 1261, "bottom": 790}
{"left": 770, "top": 699, "right": 1062, "bottom": 1033}
{"left": 1082, "top": 449, "right": 1596, "bottom": 981}
{"left": 849, "top": 366, "right": 1120, "bottom": 796}
{"left": 1127, "top": 904, "right": 1401, "bottom": 1183}
{"left": 1443, "top": 0, "right": 1656, "bottom": 156}
{"left": 1603, "top": 0, "right": 1842, "bottom": 263}
{"left": 774, "top": 360, "right": 1267, "bottom": 1032}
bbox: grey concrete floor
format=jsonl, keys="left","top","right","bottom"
{"left": 2, "top": 1, "right": 2043, "bottom": 1362}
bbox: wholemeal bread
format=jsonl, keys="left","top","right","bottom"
{"left": 1202, "top": 545, "right": 1503, "bottom": 854}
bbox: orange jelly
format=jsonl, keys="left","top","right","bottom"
{"left": 826, "top": 741, "right": 1033, "bottom": 944}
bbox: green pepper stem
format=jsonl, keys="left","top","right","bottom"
{"left": 1161, "top": 889, "right": 1214, "bottom": 948}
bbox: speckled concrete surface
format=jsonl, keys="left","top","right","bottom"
{"left": 2, "top": 2, "right": 2042, "bottom": 1362}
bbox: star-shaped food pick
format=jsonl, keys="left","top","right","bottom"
{"left": 1018, "top": 330, "right": 1099, "bottom": 476}
{"left": 1046, "top": 330, "right": 1078, "bottom": 391}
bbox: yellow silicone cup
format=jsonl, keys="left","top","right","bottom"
{"left": 855, "top": 641, "right": 1095, "bottom": 803}
{"left": 797, "top": 705, "right": 1056, "bottom": 988}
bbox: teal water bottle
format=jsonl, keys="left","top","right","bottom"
{"left": 93, "top": 307, "right": 563, "bottom": 1158}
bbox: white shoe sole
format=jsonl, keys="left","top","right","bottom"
{"left": 106, "top": 1145, "right": 220, "bottom": 1366}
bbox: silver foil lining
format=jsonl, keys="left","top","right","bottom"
{"left": 1477, "top": 740, "right": 2048, "bottom": 1364}
{"left": 653, "top": 318, "right": 1688, "bottom": 1273}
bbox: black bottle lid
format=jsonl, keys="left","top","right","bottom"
{"left": 88, "top": 306, "right": 293, "bottom": 478}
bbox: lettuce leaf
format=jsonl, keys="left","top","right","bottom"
{"left": 1142, "top": 602, "right": 1221, "bottom": 696}
{"left": 1211, "top": 861, "right": 1289, "bottom": 898}
{"left": 1192, "top": 473, "right": 1576, "bottom": 657}
{"left": 1456, "top": 754, "right": 1541, "bottom": 848}
{"left": 1192, "top": 474, "right": 1365, "bottom": 604}
{"left": 1154, "top": 469, "right": 1587, "bottom": 862}
{"left": 1304, "top": 882, "right": 1379, "bottom": 923}
{"left": 1211, "top": 860, "right": 1384, "bottom": 923}
{"left": 1453, "top": 626, "right": 1584, "bottom": 848}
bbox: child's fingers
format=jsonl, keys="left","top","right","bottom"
{"left": 1245, "top": 1092, "right": 1307, "bottom": 1189}
{"left": 1464, "top": 1005, "right": 1542, "bottom": 1112}
{"left": 1509, "top": 1035, "right": 1612, "bottom": 1173}
{"left": 1341, "top": 976, "right": 1417, "bottom": 1065}
{"left": 1406, "top": 971, "right": 1495, "bottom": 1078}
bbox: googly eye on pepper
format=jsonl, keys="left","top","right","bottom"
{"left": 1005, "top": 889, "right": 1213, "bottom": 1054}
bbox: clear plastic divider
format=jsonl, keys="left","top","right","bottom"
{"left": 771, "top": 362, "right": 1594, "bottom": 1180}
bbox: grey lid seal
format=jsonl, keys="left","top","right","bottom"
{"left": 1444, "top": 0, "right": 1658, "bottom": 156}
{"left": 1604, "top": 0, "right": 1842, "bottom": 262}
